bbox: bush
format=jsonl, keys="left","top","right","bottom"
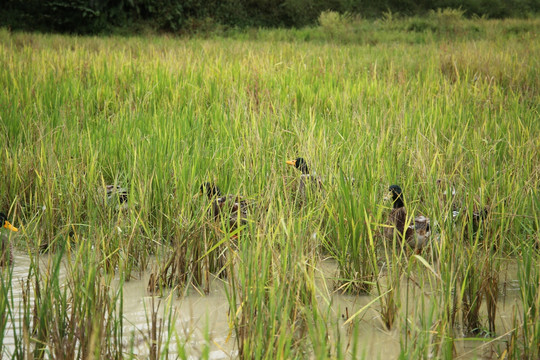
{"left": 430, "top": 7, "right": 466, "bottom": 33}
{"left": 318, "top": 11, "right": 355, "bottom": 36}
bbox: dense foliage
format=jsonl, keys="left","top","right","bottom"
{"left": 2, "top": 0, "right": 539, "bottom": 34}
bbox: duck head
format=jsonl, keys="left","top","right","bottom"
{"left": 0, "top": 212, "right": 18, "bottom": 232}
{"left": 286, "top": 157, "right": 309, "bottom": 174}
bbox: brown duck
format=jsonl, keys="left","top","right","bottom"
{"left": 385, "top": 185, "right": 431, "bottom": 253}
{"left": 200, "top": 183, "right": 247, "bottom": 230}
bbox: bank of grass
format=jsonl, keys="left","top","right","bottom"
{"left": 203, "top": 12, "right": 540, "bottom": 45}
{"left": 0, "top": 15, "right": 538, "bottom": 358}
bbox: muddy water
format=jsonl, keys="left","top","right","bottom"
{"left": 3, "top": 254, "right": 32, "bottom": 354}
{"left": 315, "top": 260, "right": 521, "bottom": 359}
{"left": 4, "top": 253, "right": 236, "bottom": 359}
{"left": 3, "top": 253, "right": 522, "bottom": 359}
{"left": 120, "top": 272, "right": 235, "bottom": 359}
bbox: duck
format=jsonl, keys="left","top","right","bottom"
{"left": 436, "top": 179, "right": 489, "bottom": 233}
{"left": 384, "top": 185, "right": 431, "bottom": 253}
{"left": 199, "top": 182, "right": 247, "bottom": 231}
{"left": 0, "top": 212, "right": 18, "bottom": 266}
{"left": 286, "top": 157, "right": 323, "bottom": 197}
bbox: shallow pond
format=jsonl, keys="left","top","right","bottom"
{"left": 2, "top": 253, "right": 522, "bottom": 359}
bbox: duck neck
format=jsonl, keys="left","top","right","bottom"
{"left": 393, "top": 194, "right": 404, "bottom": 209}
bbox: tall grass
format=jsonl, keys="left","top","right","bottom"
{"left": 0, "top": 16, "right": 538, "bottom": 358}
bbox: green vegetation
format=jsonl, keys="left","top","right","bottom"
{"left": 0, "top": 16, "right": 539, "bottom": 358}
{"left": 2, "top": 0, "right": 539, "bottom": 34}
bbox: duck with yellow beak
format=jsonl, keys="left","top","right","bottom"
{"left": 286, "top": 157, "right": 323, "bottom": 198}
{"left": 1, "top": 212, "right": 18, "bottom": 232}
{"left": 1, "top": 212, "right": 17, "bottom": 266}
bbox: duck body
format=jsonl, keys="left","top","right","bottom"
{"left": 385, "top": 185, "right": 431, "bottom": 252}
{"left": 297, "top": 173, "right": 323, "bottom": 196}
{"left": 211, "top": 195, "right": 248, "bottom": 229}
{"left": 106, "top": 185, "right": 128, "bottom": 204}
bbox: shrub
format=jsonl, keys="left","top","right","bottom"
{"left": 429, "top": 7, "right": 465, "bottom": 26}
{"left": 318, "top": 10, "right": 356, "bottom": 37}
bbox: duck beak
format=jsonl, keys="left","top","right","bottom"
{"left": 383, "top": 191, "right": 392, "bottom": 202}
{"left": 286, "top": 160, "right": 296, "bottom": 167}
{"left": 3, "top": 221, "right": 18, "bottom": 232}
